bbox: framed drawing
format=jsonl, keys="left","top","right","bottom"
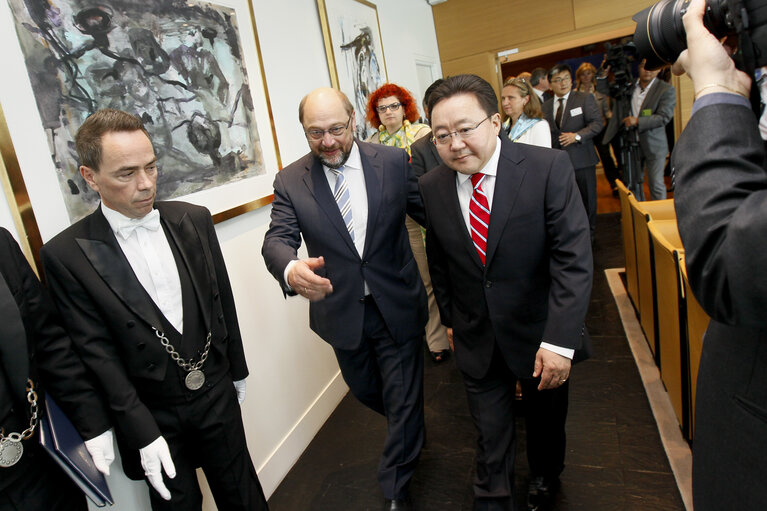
{"left": 0, "top": 0, "right": 281, "bottom": 244}
{"left": 317, "top": 0, "right": 388, "bottom": 140}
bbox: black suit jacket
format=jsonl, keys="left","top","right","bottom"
{"left": 542, "top": 90, "right": 603, "bottom": 169}
{"left": 420, "top": 136, "right": 593, "bottom": 379}
{"left": 0, "top": 228, "right": 110, "bottom": 489}
{"left": 262, "top": 141, "right": 427, "bottom": 350}
{"left": 672, "top": 101, "right": 767, "bottom": 510}
{"left": 410, "top": 131, "right": 443, "bottom": 178}
{"left": 40, "top": 201, "right": 247, "bottom": 450}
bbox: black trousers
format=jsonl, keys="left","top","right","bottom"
{"left": 462, "top": 349, "right": 570, "bottom": 511}
{"left": 595, "top": 127, "right": 620, "bottom": 188}
{"left": 574, "top": 165, "right": 597, "bottom": 238}
{"left": 145, "top": 378, "right": 268, "bottom": 511}
{"left": 333, "top": 297, "right": 425, "bottom": 500}
{"left": 0, "top": 442, "right": 87, "bottom": 511}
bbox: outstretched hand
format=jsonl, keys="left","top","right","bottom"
{"left": 288, "top": 256, "right": 333, "bottom": 301}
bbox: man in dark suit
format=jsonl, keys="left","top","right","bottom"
{"left": 0, "top": 227, "right": 112, "bottom": 510}
{"left": 542, "top": 64, "right": 603, "bottom": 239}
{"left": 411, "top": 78, "right": 445, "bottom": 178}
{"left": 670, "top": 0, "right": 765, "bottom": 509}
{"left": 603, "top": 60, "right": 676, "bottom": 200}
{"left": 421, "top": 74, "right": 593, "bottom": 511}
{"left": 40, "top": 109, "right": 267, "bottom": 511}
{"left": 530, "top": 67, "right": 553, "bottom": 104}
{"left": 262, "top": 88, "right": 426, "bottom": 510}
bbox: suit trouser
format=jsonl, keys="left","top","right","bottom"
{"left": 333, "top": 297, "right": 425, "bottom": 500}
{"left": 518, "top": 377, "right": 569, "bottom": 481}
{"left": 406, "top": 215, "right": 449, "bottom": 353}
{"left": 462, "top": 350, "right": 518, "bottom": 511}
{"left": 144, "top": 378, "right": 268, "bottom": 511}
{"left": 596, "top": 127, "right": 620, "bottom": 188}
{"left": 643, "top": 154, "right": 668, "bottom": 201}
{"left": 574, "top": 166, "right": 597, "bottom": 238}
{"left": 0, "top": 441, "right": 88, "bottom": 511}
{"left": 462, "top": 349, "right": 570, "bottom": 511}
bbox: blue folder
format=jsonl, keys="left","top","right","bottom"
{"left": 38, "top": 397, "right": 114, "bottom": 507}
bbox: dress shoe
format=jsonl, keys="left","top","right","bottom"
{"left": 383, "top": 497, "right": 411, "bottom": 510}
{"left": 526, "top": 476, "right": 560, "bottom": 511}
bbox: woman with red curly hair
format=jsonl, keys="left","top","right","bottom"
{"left": 365, "top": 83, "right": 430, "bottom": 154}
{"left": 365, "top": 83, "right": 451, "bottom": 364}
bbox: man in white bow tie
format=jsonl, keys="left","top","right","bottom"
{"left": 40, "top": 109, "right": 268, "bottom": 511}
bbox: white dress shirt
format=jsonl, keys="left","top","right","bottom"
{"left": 533, "top": 88, "right": 545, "bottom": 104}
{"left": 631, "top": 78, "right": 655, "bottom": 117}
{"left": 284, "top": 142, "right": 370, "bottom": 294}
{"left": 454, "top": 137, "right": 574, "bottom": 360}
{"left": 101, "top": 203, "right": 184, "bottom": 333}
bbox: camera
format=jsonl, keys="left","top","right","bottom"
{"left": 602, "top": 42, "right": 639, "bottom": 99}
{"left": 633, "top": 0, "right": 767, "bottom": 73}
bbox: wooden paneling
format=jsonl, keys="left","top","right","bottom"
{"left": 573, "top": 0, "right": 656, "bottom": 30}
{"left": 441, "top": 53, "right": 502, "bottom": 98}
{"left": 432, "top": 0, "right": 574, "bottom": 63}
{"left": 675, "top": 74, "right": 694, "bottom": 134}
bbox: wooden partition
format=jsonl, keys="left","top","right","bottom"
{"left": 629, "top": 197, "right": 676, "bottom": 357}
{"left": 616, "top": 180, "right": 638, "bottom": 308}
{"left": 648, "top": 219, "right": 687, "bottom": 436}
{"left": 680, "top": 261, "right": 710, "bottom": 439}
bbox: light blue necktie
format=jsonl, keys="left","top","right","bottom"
{"left": 331, "top": 166, "right": 354, "bottom": 241}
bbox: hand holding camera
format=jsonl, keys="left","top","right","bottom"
{"left": 671, "top": 0, "right": 752, "bottom": 99}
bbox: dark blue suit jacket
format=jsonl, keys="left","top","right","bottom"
{"left": 262, "top": 140, "right": 427, "bottom": 350}
{"left": 420, "top": 136, "right": 593, "bottom": 379}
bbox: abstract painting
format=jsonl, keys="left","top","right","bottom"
{"left": 317, "top": 0, "right": 387, "bottom": 140}
{"left": 3, "top": 0, "right": 278, "bottom": 223}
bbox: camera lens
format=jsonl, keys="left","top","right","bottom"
{"left": 633, "top": 0, "right": 738, "bottom": 70}
{"left": 633, "top": 0, "right": 688, "bottom": 69}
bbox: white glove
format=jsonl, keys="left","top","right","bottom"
{"left": 139, "top": 436, "right": 176, "bottom": 501}
{"left": 84, "top": 429, "right": 115, "bottom": 476}
{"left": 233, "top": 379, "right": 247, "bottom": 405}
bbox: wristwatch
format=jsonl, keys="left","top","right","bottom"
{"left": 574, "top": 134, "right": 582, "bottom": 143}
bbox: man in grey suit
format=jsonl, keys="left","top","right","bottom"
{"left": 262, "top": 88, "right": 427, "bottom": 511}
{"left": 604, "top": 60, "right": 676, "bottom": 201}
{"left": 542, "top": 64, "right": 603, "bottom": 239}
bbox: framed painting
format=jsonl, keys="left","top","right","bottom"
{"left": 0, "top": 0, "right": 281, "bottom": 244}
{"left": 317, "top": 0, "right": 388, "bottom": 140}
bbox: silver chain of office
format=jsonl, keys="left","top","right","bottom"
{"left": 0, "top": 379, "right": 38, "bottom": 467}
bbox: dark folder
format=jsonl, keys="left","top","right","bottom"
{"left": 38, "top": 397, "right": 114, "bottom": 507}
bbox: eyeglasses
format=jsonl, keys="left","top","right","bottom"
{"left": 376, "top": 102, "right": 402, "bottom": 113}
{"left": 305, "top": 118, "right": 351, "bottom": 140}
{"left": 432, "top": 116, "right": 491, "bottom": 146}
{"left": 550, "top": 76, "right": 572, "bottom": 84}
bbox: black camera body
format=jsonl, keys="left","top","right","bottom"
{"left": 603, "top": 42, "right": 639, "bottom": 100}
{"left": 633, "top": 0, "right": 767, "bottom": 75}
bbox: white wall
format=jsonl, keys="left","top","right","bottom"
{"left": 0, "top": 0, "right": 441, "bottom": 509}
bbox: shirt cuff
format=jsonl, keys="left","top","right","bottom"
{"left": 691, "top": 92, "right": 751, "bottom": 116}
{"left": 540, "top": 342, "right": 574, "bottom": 360}
{"left": 283, "top": 260, "right": 298, "bottom": 292}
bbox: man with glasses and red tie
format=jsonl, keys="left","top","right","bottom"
{"left": 262, "top": 88, "right": 427, "bottom": 511}
{"left": 421, "top": 75, "right": 592, "bottom": 511}
{"left": 542, "top": 64, "right": 603, "bottom": 242}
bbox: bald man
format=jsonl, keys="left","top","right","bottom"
{"left": 262, "top": 88, "right": 427, "bottom": 510}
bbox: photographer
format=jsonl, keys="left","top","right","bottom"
{"left": 600, "top": 55, "right": 676, "bottom": 201}
{"left": 670, "top": 0, "right": 764, "bottom": 509}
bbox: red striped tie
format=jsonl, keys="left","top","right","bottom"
{"left": 469, "top": 173, "right": 490, "bottom": 264}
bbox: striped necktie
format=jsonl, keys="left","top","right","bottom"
{"left": 331, "top": 166, "right": 354, "bottom": 241}
{"left": 469, "top": 173, "right": 490, "bottom": 264}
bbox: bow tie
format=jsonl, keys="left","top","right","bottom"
{"left": 115, "top": 209, "right": 161, "bottom": 240}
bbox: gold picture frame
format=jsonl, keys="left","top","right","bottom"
{"left": 0, "top": 0, "right": 281, "bottom": 259}
{"left": 316, "top": 0, "right": 388, "bottom": 140}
